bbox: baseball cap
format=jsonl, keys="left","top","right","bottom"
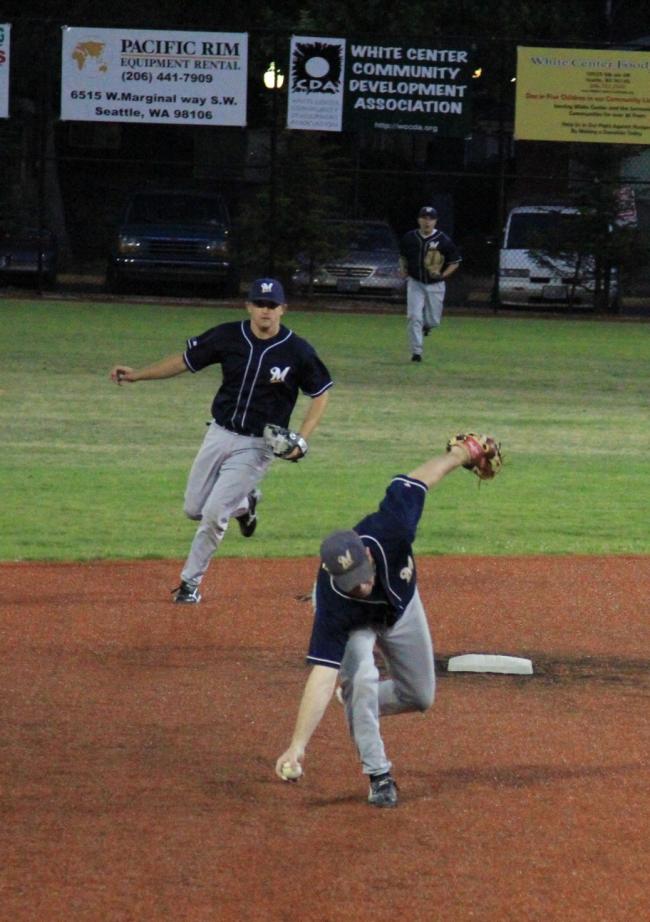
{"left": 419, "top": 206, "right": 438, "bottom": 218}
{"left": 320, "top": 530, "right": 374, "bottom": 592}
{"left": 248, "top": 277, "right": 286, "bottom": 305}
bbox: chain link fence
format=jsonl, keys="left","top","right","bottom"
{"left": 1, "top": 19, "right": 649, "bottom": 312}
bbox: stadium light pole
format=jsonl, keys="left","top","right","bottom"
{"left": 264, "top": 60, "right": 285, "bottom": 275}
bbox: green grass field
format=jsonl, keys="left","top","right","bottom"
{"left": 1, "top": 297, "right": 648, "bottom": 560}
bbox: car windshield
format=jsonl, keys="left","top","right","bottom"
{"left": 126, "top": 194, "right": 227, "bottom": 226}
{"left": 338, "top": 223, "right": 397, "bottom": 251}
{"left": 506, "top": 212, "right": 581, "bottom": 250}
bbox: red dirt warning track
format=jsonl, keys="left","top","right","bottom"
{"left": 1, "top": 556, "right": 648, "bottom": 922}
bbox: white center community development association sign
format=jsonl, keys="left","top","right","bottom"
{"left": 287, "top": 35, "right": 472, "bottom": 135}
{"left": 60, "top": 26, "right": 248, "bottom": 126}
{"left": 0, "top": 24, "right": 10, "bottom": 119}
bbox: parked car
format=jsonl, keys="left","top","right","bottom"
{"left": 106, "top": 189, "right": 240, "bottom": 296}
{"left": 0, "top": 226, "right": 58, "bottom": 287}
{"left": 291, "top": 220, "right": 406, "bottom": 301}
{"left": 497, "top": 205, "right": 618, "bottom": 308}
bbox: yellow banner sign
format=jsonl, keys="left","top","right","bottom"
{"left": 515, "top": 46, "right": 650, "bottom": 144}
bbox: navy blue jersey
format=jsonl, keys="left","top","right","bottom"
{"left": 183, "top": 320, "right": 333, "bottom": 436}
{"left": 308, "top": 476, "right": 428, "bottom": 669}
{"left": 399, "top": 228, "right": 461, "bottom": 283}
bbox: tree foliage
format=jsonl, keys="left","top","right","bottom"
{"left": 237, "top": 131, "right": 351, "bottom": 284}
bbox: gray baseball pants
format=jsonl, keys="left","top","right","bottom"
{"left": 407, "top": 277, "right": 446, "bottom": 356}
{"left": 181, "top": 422, "right": 273, "bottom": 585}
{"left": 338, "top": 588, "right": 435, "bottom": 776}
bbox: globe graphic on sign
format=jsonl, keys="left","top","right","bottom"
{"left": 70, "top": 39, "right": 112, "bottom": 78}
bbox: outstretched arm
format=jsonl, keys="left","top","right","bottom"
{"left": 408, "top": 443, "right": 469, "bottom": 489}
{"left": 275, "top": 664, "right": 338, "bottom": 780}
{"left": 109, "top": 354, "right": 188, "bottom": 384}
{"left": 409, "top": 434, "right": 502, "bottom": 487}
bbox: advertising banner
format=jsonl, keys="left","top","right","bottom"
{"left": 287, "top": 36, "right": 346, "bottom": 132}
{"left": 515, "top": 46, "right": 650, "bottom": 144}
{"left": 343, "top": 40, "right": 472, "bottom": 135}
{"left": 0, "top": 23, "right": 10, "bottom": 119}
{"left": 60, "top": 26, "right": 248, "bottom": 126}
{"left": 287, "top": 35, "right": 472, "bottom": 136}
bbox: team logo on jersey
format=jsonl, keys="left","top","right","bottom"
{"left": 400, "top": 556, "right": 414, "bottom": 583}
{"left": 269, "top": 365, "right": 290, "bottom": 383}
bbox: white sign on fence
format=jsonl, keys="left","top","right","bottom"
{"left": 60, "top": 26, "right": 248, "bottom": 126}
{"left": 287, "top": 35, "right": 346, "bottom": 132}
{"left": 0, "top": 24, "right": 10, "bottom": 119}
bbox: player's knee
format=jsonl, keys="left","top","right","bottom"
{"left": 200, "top": 507, "right": 229, "bottom": 535}
{"left": 183, "top": 500, "right": 202, "bottom": 521}
{"left": 415, "top": 686, "right": 435, "bottom": 711}
{"left": 399, "top": 682, "right": 434, "bottom": 712}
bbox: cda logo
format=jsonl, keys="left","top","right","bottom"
{"left": 291, "top": 41, "right": 342, "bottom": 94}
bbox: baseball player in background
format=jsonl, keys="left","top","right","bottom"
{"left": 399, "top": 206, "right": 461, "bottom": 363}
{"left": 109, "top": 278, "right": 333, "bottom": 604}
{"left": 275, "top": 433, "right": 501, "bottom": 807}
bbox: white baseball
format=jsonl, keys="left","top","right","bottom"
{"left": 281, "top": 761, "right": 303, "bottom": 781}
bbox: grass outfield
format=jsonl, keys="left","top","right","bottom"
{"left": 1, "top": 298, "right": 649, "bottom": 560}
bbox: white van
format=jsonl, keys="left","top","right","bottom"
{"left": 497, "top": 205, "right": 618, "bottom": 308}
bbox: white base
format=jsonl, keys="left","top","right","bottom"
{"left": 447, "top": 654, "right": 533, "bottom": 675}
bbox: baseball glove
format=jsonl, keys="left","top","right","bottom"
{"left": 424, "top": 246, "right": 445, "bottom": 280}
{"left": 263, "top": 424, "right": 308, "bottom": 461}
{"left": 446, "top": 432, "right": 502, "bottom": 480}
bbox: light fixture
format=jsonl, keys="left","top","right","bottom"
{"left": 472, "top": 67, "right": 483, "bottom": 79}
{"left": 263, "top": 62, "right": 285, "bottom": 90}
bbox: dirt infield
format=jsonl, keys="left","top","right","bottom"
{"left": 1, "top": 556, "right": 648, "bottom": 922}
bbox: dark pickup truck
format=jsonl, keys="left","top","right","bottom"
{"left": 106, "top": 189, "right": 240, "bottom": 296}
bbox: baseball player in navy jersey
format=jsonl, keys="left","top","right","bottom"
{"left": 399, "top": 206, "right": 461, "bottom": 363}
{"left": 275, "top": 438, "right": 480, "bottom": 807}
{"left": 110, "top": 278, "right": 333, "bottom": 604}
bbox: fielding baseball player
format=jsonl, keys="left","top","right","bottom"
{"left": 109, "top": 278, "right": 333, "bottom": 604}
{"left": 275, "top": 433, "right": 502, "bottom": 807}
{"left": 399, "top": 206, "right": 461, "bottom": 363}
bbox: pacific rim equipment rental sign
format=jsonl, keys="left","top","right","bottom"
{"left": 515, "top": 46, "right": 650, "bottom": 144}
{"left": 60, "top": 27, "right": 248, "bottom": 126}
{"left": 0, "top": 24, "right": 10, "bottom": 118}
{"left": 287, "top": 36, "right": 472, "bottom": 135}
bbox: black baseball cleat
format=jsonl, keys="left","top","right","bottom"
{"left": 368, "top": 773, "right": 399, "bottom": 808}
{"left": 171, "top": 580, "right": 201, "bottom": 604}
{"left": 236, "top": 489, "right": 260, "bottom": 538}
{"left": 423, "top": 325, "right": 431, "bottom": 336}
{"left": 411, "top": 354, "right": 422, "bottom": 363}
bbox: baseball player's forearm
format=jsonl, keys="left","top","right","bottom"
{"left": 110, "top": 354, "right": 188, "bottom": 384}
{"left": 287, "top": 665, "right": 338, "bottom": 752}
{"left": 441, "top": 262, "right": 460, "bottom": 280}
{"left": 297, "top": 390, "right": 329, "bottom": 441}
{"left": 408, "top": 445, "right": 468, "bottom": 488}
